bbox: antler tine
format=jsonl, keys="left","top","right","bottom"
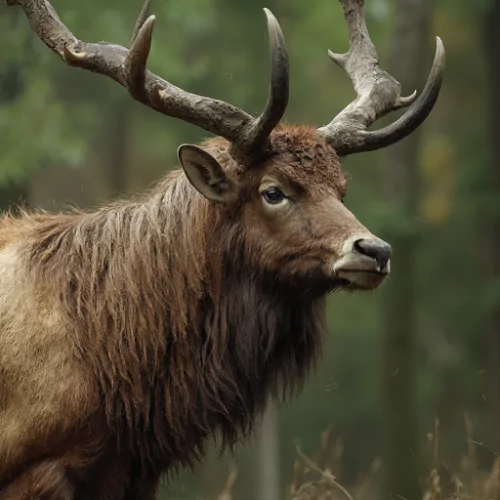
{"left": 344, "top": 37, "right": 445, "bottom": 154}
{"left": 130, "top": 0, "right": 153, "bottom": 45}
{"left": 240, "top": 8, "right": 290, "bottom": 155}
{"left": 6, "top": 0, "right": 290, "bottom": 161}
{"left": 317, "top": 0, "right": 445, "bottom": 156}
{"left": 125, "top": 14, "right": 155, "bottom": 100}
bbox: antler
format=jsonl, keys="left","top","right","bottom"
{"left": 5, "top": 0, "right": 289, "bottom": 161}
{"left": 317, "top": 0, "right": 445, "bottom": 156}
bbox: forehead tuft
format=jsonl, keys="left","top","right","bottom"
{"left": 266, "top": 125, "right": 344, "bottom": 188}
{"left": 198, "top": 124, "right": 345, "bottom": 192}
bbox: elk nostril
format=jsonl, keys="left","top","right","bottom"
{"left": 354, "top": 239, "right": 392, "bottom": 268}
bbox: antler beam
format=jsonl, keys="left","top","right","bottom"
{"left": 5, "top": 0, "right": 289, "bottom": 160}
{"left": 317, "top": 0, "right": 445, "bottom": 156}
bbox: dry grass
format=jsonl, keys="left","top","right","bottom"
{"left": 214, "top": 416, "right": 500, "bottom": 500}
{"left": 287, "top": 417, "right": 500, "bottom": 500}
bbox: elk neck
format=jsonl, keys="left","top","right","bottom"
{"left": 21, "top": 165, "right": 327, "bottom": 474}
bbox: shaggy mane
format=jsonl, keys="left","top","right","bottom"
{"left": 14, "top": 159, "right": 327, "bottom": 475}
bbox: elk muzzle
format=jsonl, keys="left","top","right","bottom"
{"left": 333, "top": 235, "right": 392, "bottom": 290}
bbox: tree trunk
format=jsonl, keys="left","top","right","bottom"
{"left": 0, "top": 34, "right": 28, "bottom": 212}
{"left": 105, "top": 102, "right": 130, "bottom": 198}
{"left": 254, "top": 403, "right": 281, "bottom": 500}
{"left": 382, "top": 0, "right": 432, "bottom": 498}
{"left": 484, "top": 0, "right": 500, "bottom": 454}
{"left": 197, "top": 439, "right": 232, "bottom": 499}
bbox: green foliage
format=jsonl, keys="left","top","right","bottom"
{"left": 0, "top": 72, "right": 88, "bottom": 184}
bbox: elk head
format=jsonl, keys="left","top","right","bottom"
{"left": 6, "top": 0, "right": 445, "bottom": 293}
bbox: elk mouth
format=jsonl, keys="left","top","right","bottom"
{"left": 334, "top": 269, "right": 389, "bottom": 291}
{"left": 272, "top": 261, "right": 388, "bottom": 295}
{"left": 332, "top": 264, "right": 389, "bottom": 291}
{"left": 332, "top": 254, "right": 390, "bottom": 291}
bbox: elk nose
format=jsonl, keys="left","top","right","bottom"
{"left": 354, "top": 239, "right": 392, "bottom": 269}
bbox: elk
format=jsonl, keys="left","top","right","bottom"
{"left": 0, "top": 0, "right": 444, "bottom": 498}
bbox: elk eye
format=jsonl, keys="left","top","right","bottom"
{"left": 262, "top": 187, "right": 286, "bottom": 205}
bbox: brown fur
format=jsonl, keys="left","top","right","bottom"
{"left": 0, "top": 125, "right": 381, "bottom": 498}
{"left": 0, "top": 461, "right": 74, "bottom": 500}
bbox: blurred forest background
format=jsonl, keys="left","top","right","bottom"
{"left": 1, "top": 0, "right": 499, "bottom": 498}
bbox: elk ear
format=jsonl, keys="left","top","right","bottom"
{"left": 178, "top": 144, "right": 238, "bottom": 203}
